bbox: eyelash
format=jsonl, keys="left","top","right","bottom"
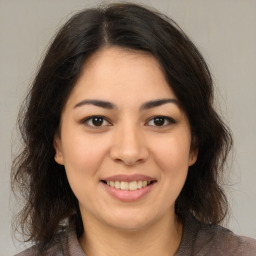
{"left": 81, "top": 115, "right": 111, "bottom": 128}
{"left": 81, "top": 115, "right": 176, "bottom": 128}
{"left": 146, "top": 115, "right": 176, "bottom": 127}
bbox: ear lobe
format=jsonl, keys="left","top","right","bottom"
{"left": 189, "top": 135, "right": 198, "bottom": 166}
{"left": 54, "top": 135, "right": 64, "bottom": 165}
{"left": 189, "top": 148, "right": 198, "bottom": 166}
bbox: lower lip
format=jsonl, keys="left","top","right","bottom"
{"left": 102, "top": 182, "right": 155, "bottom": 202}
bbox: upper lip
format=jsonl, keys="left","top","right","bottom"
{"left": 102, "top": 174, "right": 156, "bottom": 182}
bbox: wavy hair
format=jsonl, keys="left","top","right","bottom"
{"left": 12, "top": 2, "right": 232, "bottom": 248}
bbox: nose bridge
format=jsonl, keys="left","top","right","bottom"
{"left": 110, "top": 118, "right": 148, "bottom": 165}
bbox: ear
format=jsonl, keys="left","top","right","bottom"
{"left": 54, "top": 134, "right": 64, "bottom": 165}
{"left": 189, "top": 147, "right": 198, "bottom": 166}
{"left": 189, "top": 135, "right": 198, "bottom": 166}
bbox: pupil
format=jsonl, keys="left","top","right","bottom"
{"left": 92, "top": 117, "right": 103, "bottom": 126}
{"left": 154, "top": 117, "right": 164, "bottom": 126}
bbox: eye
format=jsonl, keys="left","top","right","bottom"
{"left": 82, "top": 116, "right": 111, "bottom": 128}
{"left": 146, "top": 116, "right": 176, "bottom": 127}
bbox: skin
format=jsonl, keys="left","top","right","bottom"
{"left": 54, "top": 47, "right": 197, "bottom": 256}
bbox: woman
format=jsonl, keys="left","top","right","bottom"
{"left": 12, "top": 3, "right": 256, "bottom": 256}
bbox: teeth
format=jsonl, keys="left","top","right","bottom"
{"left": 106, "top": 180, "right": 151, "bottom": 190}
{"left": 142, "top": 181, "right": 147, "bottom": 187}
{"left": 129, "top": 181, "right": 137, "bottom": 191}
{"left": 120, "top": 181, "right": 129, "bottom": 190}
{"left": 115, "top": 181, "right": 121, "bottom": 189}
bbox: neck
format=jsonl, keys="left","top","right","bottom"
{"left": 79, "top": 212, "right": 183, "bottom": 256}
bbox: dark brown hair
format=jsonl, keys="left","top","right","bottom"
{"left": 12, "top": 2, "right": 232, "bottom": 248}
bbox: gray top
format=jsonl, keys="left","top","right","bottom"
{"left": 15, "top": 214, "right": 256, "bottom": 256}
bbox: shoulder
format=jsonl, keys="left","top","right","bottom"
{"left": 177, "top": 214, "right": 256, "bottom": 256}
{"left": 14, "top": 243, "right": 62, "bottom": 256}
{"left": 195, "top": 222, "right": 256, "bottom": 255}
{"left": 14, "top": 236, "right": 64, "bottom": 256}
{"left": 14, "top": 226, "right": 85, "bottom": 256}
{"left": 237, "top": 236, "right": 256, "bottom": 254}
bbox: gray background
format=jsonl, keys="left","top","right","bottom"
{"left": 1, "top": 0, "right": 255, "bottom": 255}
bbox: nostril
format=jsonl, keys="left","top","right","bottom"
{"left": 109, "top": 142, "right": 149, "bottom": 166}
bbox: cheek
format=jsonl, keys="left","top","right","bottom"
{"left": 149, "top": 131, "right": 192, "bottom": 193}
{"left": 61, "top": 133, "right": 109, "bottom": 193}
{"left": 152, "top": 135, "right": 192, "bottom": 168}
{"left": 151, "top": 135, "right": 191, "bottom": 202}
{"left": 62, "top": 129, "right": 107, "bottom": 167}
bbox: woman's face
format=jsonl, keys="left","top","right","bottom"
{"left": 55, "top": 47, "right": 197, "bottom": 231}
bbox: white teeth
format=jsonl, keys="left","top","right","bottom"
{"left": 106, "top": 180, "right": 152, "bottom": 190}
{"left": 115, "top": 181, "right": 121, "bottom": 189}
{"left": 142, "top": 181, "right": 147, "bottom": 187}
{"left": 120, "top": 181, "right": 129, "bottom": 190}
{"left": 129, "top": 181, "right": 137, "bottom": 191}
{"left": 137, "top": 180, "right": 142, "bottom": 189}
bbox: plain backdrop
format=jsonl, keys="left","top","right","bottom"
{"left": 0, "top": 0, "right": 255, "bottom": 255}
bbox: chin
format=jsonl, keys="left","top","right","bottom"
{"left": 109, "top": 220, "right": 152, "bottom": 232}
{"left": 102, "top": 210, "right": 159, "bottom": 232}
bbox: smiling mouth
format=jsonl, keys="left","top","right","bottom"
{"left": 101, "top": 180, "right": 156, "bottom": 191}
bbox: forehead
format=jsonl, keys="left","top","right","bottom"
{"left": 66, "top": 47, "right": 177, "bottom": 108}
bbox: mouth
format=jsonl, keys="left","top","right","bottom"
{"left": 101, "top": 180, "right": 157, "bottom": 191}
{"left": 100, "top": 174, "right": 157, "bottom": 201}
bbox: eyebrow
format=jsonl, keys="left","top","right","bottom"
{"left": 74, "top": 100, "right": 116, "bottom": 109}
{"left": 139, "top": 98, "right": 179, "bottom": 110}
{"left": 73, "top": 98, "right": 179, "bottom": 110}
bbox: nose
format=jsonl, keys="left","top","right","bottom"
{"left": 109, "top": 123, "right": 149, "bottom": 166}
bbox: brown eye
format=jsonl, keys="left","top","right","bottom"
{"left": 153, "top": 117, "right": 165, "bottom": 126}
{"left": 83, "top": 116, "right": 110, "bottom": 127}
{"left": 147, "top": 116, "right": 176, "bottom": 127}
{"left": 91, "top": 117, "right": 104, "bottom": 126}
